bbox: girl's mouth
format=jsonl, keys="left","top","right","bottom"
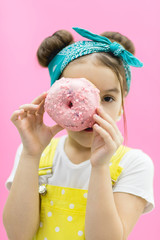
{"left": 84, "top": 127, "right": 93, "bottom": 132}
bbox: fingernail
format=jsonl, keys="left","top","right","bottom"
{"left": 93, "top": 123, "right": 99, "bottom": 128}
{"left": 93, "top": 114, "right": 98, "bottom": 118}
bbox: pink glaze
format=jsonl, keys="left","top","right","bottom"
{"left": 44, "top": 77, "right": 100, "bottom": 131}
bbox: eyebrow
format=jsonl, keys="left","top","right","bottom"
{"left": 103, "top": 88, "right": 120, "bottom": 94}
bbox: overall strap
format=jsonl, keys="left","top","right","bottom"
{"left": 110, "top": 145, "right": 131, "bottom": 186}
{"left": 38, "top": 138, "right": 131, "bottom": 186}
{"left": 38, "top": 138, "right": 60, "bottom": 176}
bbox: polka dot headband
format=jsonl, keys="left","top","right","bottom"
{"left": 48, "top": 27, "right": 143, "bottom": 92}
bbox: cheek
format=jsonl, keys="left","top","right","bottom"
{"left": 66, "top": 130, "right": 94, "bottom": 147}
{"left": 100, "top": 104, "right": 122, "bottom": 121}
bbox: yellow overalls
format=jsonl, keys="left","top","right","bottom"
{"left": 33, "top": 137, "right": 131, "bottom": 240}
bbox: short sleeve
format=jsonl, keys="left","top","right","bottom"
{"left": 112, "top": 149, "right": 155, "bottom": 214}
{"left": 5, "top": 143, "right": 23, "bottom": 190}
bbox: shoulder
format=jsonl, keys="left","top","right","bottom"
{"left": 40, "top": 135, "right": 66, "bottom": 160}
{"left": 39, "top": 135, "right": 66, "bottom": 173}
{"left": 119, "top": 146, "right": 154, "bottom": 171}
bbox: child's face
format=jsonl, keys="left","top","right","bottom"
{"left": 61, "top": 57, "right": 124, "bottom": 148}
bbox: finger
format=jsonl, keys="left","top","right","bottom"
{"left": 93, "top": 124, "right": 115, "bottom": 148}
{"left": 96, "top": 107, "right": 120, "bottom": 134}
{"left": 27, "top": 110, "right": 37, "bottom": 115}
{"left": 20, "top": 110, "right": 27, "bottom": 120}
{"left": 19, "top": 104, "right": 39, "bottom": 111}
{"left": 34, "top": 100, "right": 46, "bottom": 125}
{"left": 97, "top": 108, "right": 124, "bottom": 144}
{"left": 19, "top": 104, "right": 39, "bottom": 116}
{"left": 36, "top": 99, "right": 45, "bottom": 115}
{"left": 93, "top": 114, "right": 119, "bottom": 143}
{"left": 10, "top": 109, "right": 25, "bottom": 122}
{"left": 31, "top": 92, "right": 48, "bottom": 104}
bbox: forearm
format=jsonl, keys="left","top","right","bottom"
{"left": 3, "top": 151, "right": 41, "bottom": 240}
{"left": 85, "top": 164, "right": 124, "bottom": 240}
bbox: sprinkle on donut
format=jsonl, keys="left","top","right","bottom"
{"left": 44, "top": 77, "right": 100, "bottom": 131}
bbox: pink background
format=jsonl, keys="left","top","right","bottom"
{"left": 1, "top": 0, "right": 159, "bottom": 239}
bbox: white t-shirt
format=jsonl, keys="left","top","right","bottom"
{"left": 5, "top": 135, "right": 155, "bottom": 215}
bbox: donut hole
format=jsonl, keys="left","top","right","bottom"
{"left": 68, "top": 101, "right": 73, "bottom": 108}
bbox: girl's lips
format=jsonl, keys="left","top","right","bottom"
{"left": 84, "top": 127, "right": 93, "bottom": 132}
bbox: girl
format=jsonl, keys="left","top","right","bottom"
{"left": 3, "top": 27, "right": 155, "bottom": 240}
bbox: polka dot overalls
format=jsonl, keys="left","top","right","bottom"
{"left": 33, "top": 137, "right": 131, "bottom": 240}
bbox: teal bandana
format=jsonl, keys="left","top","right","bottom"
{"left": 48, "top": 27, "right": 143, "bottom": 92}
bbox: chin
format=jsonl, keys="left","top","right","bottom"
{"left": 67, "top": 130, "right": 94, "bottom": 148}
{"left": 79, "top": 139, "right": 93, "bottom": 148}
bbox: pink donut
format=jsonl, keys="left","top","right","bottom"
{"left": 44, "top": 77, "right": 100, "bottom": 131}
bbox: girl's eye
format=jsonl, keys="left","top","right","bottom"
{"left": 103, "top": 96, "right": 115, "bottom": 103}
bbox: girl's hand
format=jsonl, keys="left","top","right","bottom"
{"left": 10, "top": 92, "right": 64, "bottom": 157}
{"left": 90, "top": 107, "right": 124, "bottom": 168}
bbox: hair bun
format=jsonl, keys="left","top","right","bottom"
{"left": 100, "top": 31, "right": 135, "bottom": 55}
{"left": 37, "top": 30, "right": 74, "bottom": 67}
